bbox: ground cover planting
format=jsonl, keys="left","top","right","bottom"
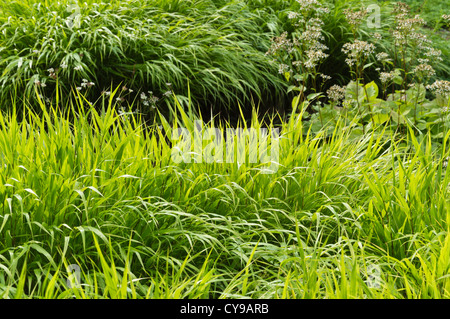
{"left": 0, "top": 0, "right": 449, "bottom": 299}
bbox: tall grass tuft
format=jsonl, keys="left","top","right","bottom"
{"left": 0, "top": 86, "right": 448, "bottom": 298}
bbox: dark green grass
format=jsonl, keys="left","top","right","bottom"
{"left": 0, "top": 0, "right": 288, "bottom": 115}
{"left": 0, "top": 92, "right": 449, "bottom": 298}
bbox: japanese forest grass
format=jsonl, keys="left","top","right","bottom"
{"left": 0, "top": 0, "right": 287, "bottom": 113}
{"left": 0, "top": 91, "right": 449, "bottom": 298}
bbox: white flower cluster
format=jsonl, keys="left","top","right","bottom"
{"left": 81, "top": 79, "right": 94, "bottom": 88}
{"left": 288, "top": 11, "right": 301, "bottom": 21}
{"left": 426, "top": 80, "right": 450, "bottom": 98}
{"left": 392, "top": 2, "right": 410, "bottom": 15}
{"left": 266, "top": 31, "right": 294, "bottom": 57}
{"left": 34, "top": 78, "right": 46, "bottom": 87}
{"left": 372, "top": 33, "right": 382, "bottom": 41}
{"left": 392, "top": 3, "right": 431, "bottom": 50}
{"left": 408, "top": 32, "right": 432, "bottom": 50}
{"left": 76, "top": 79, "right": 94, "bottom": 91}
{"left": 343, "top": 8, "right": 368, "bottom": 27}
{"left": 278, "top": 63, "right": 290, "bottom": 74}
{"left": 163, "top": 83, "right": 172, "bottom": 97}
{"left": 379, "top": 70, "right": 398, "bottom": 84}
{"left": 395, "top": 14, "right": 426, "bottom": 33}
{"left": 342, "top": 40, "right": 375, "bottom": 67}
{"left": 376, "top": 52, "right": 391, "bottom": 63}
{"left": 47, "top": 68, "right": 57, "bottom": 79}
{"left": 413, "top": 63, "right": 436, "bottom": 79}
{"left": 296, "top": 18, "right": 329, "bottom": 71}
{"left": 269, "top": 0, "right": 330, "bottom": 81}
{"left": 327, "top": 85, "right": 346, "bottom": 102}
{"left": 303, "top": 48, "right": 329, "bottom": 70}
{"left": 140, "top": 91, "right": 159, "bottom": 108}
{"left": 424, "top": 48, "right": 443, "bottom": 62}
{"left": 295, "top": 0, "right": 330, "bottom": 15}
{"left": 299, "top": 18, "right": 325, "bottom": 44}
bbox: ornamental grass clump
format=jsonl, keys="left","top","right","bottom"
{"left": 0, "top": 0, "right": 287, "bottom": 116}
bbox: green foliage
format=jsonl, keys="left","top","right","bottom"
{"left": 268, "top": 0, "right": 450, "bottom": 140}
{"left": 0, "top": 90, "right": 449, "bottom": 298}
{"left": 0, "top": 0, "right": 287, "bottom": 115}
{"left": 0, "top": 0, "right": 449, "bottom": 300}
{"left": 401, "top": 0, "right": 449, "bottom": 28}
